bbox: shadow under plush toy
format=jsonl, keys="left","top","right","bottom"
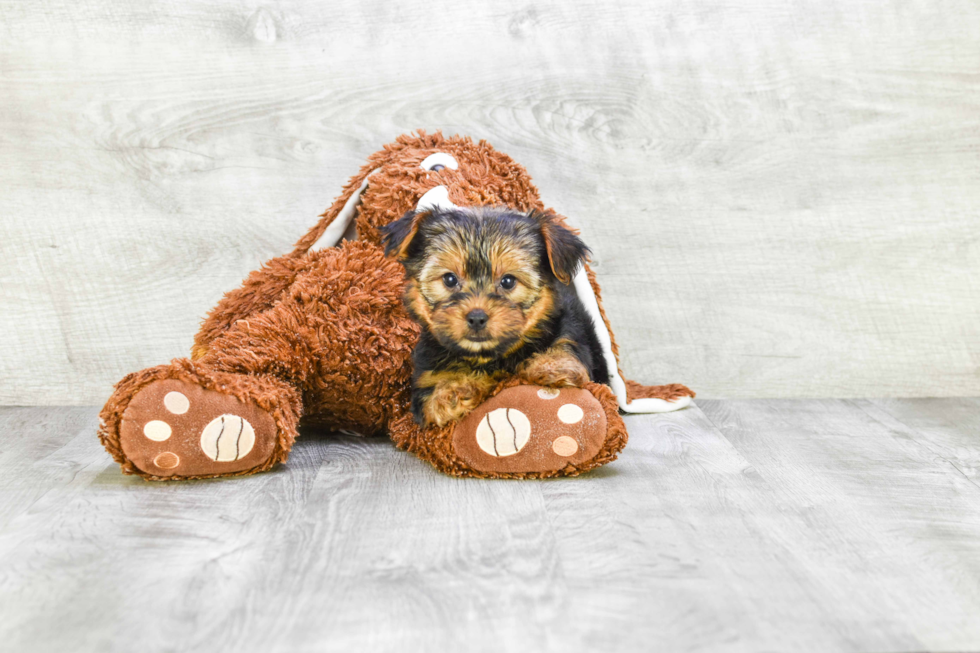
{"left": 98, "top": 131, "right": 694, "bottom": 480}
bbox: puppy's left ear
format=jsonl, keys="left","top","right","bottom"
{"left": 534, "top": 211, "right": 591, "bottom": 284}
{"left": 381, "top": 210, "right": 429, "bottom": 261}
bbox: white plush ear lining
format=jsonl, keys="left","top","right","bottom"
{"left": 312, "top": 168, "right": 380, "bottom": 250}
{"left": 572, "top": 266, "right": 691, "bottom": 413}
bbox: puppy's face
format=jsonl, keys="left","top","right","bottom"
{"left": 382, "top": 208, "right": 589, "bottom": 358}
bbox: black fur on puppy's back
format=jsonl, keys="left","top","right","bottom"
{"left": 549, "top": 278, "right": 609, "bottom": 385}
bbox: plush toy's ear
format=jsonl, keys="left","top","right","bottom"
{"left": 533, "top": 211, "right": 591, "bottom": 284}
{"left": 381, "top": 210, "right": 429, "bottom": 261}
{"left": 290, "top": 161, "right": 387, "bottom": 257}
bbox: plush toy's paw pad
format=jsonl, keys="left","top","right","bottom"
{"left": 119, "top": 380, "right": 278, "bottom": 478}
{"left": 452, "top": 385, "right": 607, "bottom": 475}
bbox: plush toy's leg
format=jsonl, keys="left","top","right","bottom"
{"left": 388, "top": 380, "right": 628, "bottom": 479}
{"left": 99, "top": 359, "right": 301, "bottom": 481}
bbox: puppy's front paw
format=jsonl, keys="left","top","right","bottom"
{"left": 519, "top": 350, "right": 589, "bottom": 388}
{"left": 422, "top": 377, "right": 492, "bottom": 427}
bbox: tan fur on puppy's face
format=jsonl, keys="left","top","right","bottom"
{"left": 401, "top": 209, "right": 555, "bottom": 358}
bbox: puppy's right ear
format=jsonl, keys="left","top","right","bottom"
{"left": 381, "top": 210, "right": 428, "bottom": 261}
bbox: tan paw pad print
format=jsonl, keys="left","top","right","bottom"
{"left": 552, "top": 435, "right": 579, "bottom": 456}
{"left": 475, "top": 408, "right": 531, "bottom": 457}
{"left": 163, "top": 391, "right": 189, "bottom": 414}
{"left": 143, "top": 420, "right": 172, "bottom": 441}
{"left": 153, "top": 452, "right": 180, "bottom": 469}
{"left": 200, "top": 415, "right": 256, "bottom": 462}
{"left": 557, "top": 403, "right": 584, "bottom": 424}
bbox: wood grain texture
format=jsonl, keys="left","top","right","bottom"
{"left": 1, "top": 0, "right": 979, "bottom": 404}
{"left": 698, "top": 398, "right": 980, "bottom": 650}
{"left": 3, "top": 400, "right": 980, "bottom": 651}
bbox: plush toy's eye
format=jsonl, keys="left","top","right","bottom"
{"left": 420, "top": 152, "right": 459, "bottom": 172}
{"left": 500, "top": 274, "right": 517, "bottom": 290}
{"left": 442, "top": 272, "right": 459, "bottom": 288}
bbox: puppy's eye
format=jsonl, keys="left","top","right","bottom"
{"left": 500, "top": 274, "right": 517, "bottom": 291}
{"left": 442, "top": 272, "right": 459, "bottom": 288}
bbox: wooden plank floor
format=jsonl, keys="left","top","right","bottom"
{"left": 1, "top": 399, "right": 978, "bottom": 652}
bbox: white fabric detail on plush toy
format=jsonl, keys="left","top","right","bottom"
{"left": 572, "top": 266, "right": 691, "bottom": 414}
{"left": 312, "top": 169, "right": 380, "bottom": 250}
{"left": 420, "top": 152, "right": 459, "bottom": 171}
{"left": 416, "top": 185, "right": 458, "bottom": 213}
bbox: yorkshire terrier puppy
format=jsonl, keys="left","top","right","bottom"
{"left": 382, "top": 207, "right": 609, "bottom": 427}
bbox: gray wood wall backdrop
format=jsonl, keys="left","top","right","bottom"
{"left": 2, "top": 0, "right": 978, "bottom": 405}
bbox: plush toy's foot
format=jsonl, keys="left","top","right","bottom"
{"left": 448, "top": 382, "right": 625, "bottom": 477}
{"left": 119, "top": 379, "right": 282, "bottom": 478}
{"left": 100, "top": 360, "right": 300, "bottom": 481}
{"left": 452, "top": 385, "right": 605, "bottom": 474}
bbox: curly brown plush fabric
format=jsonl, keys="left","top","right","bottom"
{"left": 99, "top": 131, "right": 693, "bottom": 481}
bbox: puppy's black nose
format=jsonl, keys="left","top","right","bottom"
{"left": 466, "top": 309, "right": 489, "bottom": 330}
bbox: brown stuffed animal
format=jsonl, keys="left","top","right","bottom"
{"left": 98, "top": 131, "right": 694, "bottom": 481}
